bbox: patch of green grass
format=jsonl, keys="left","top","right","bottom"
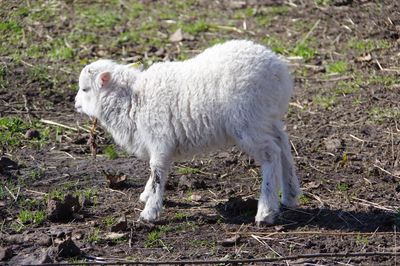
{"left": 347, "top": 38, "right": 391, "bottom": 53}
{"left": 174, "top": 212, "right": 187, "bottom": 220}
{"left": 336, "top": 182, "right": 349, "bottom": 192}
{"left": 102, "top": 216, "right": 116, "bottom": 227}
{"left": 334, "top": 80, "right": 359, "bottom": 95}
{"left": 10, "top": 222, "right": 25, "bottom": 233}
{"left": 315, "top": 0, "right": 330, "bottom": 6}
{"left": 368, "top": 107, "right": 400, "bottom": 122}
{"left": 299, "top": 194, "right": 311, "bottom": 205}
{"left": 128, "top": 3, "right": 144, "bottom": 18}
{"left": 79, "top": 8, "right": 120, "bottom": 29}
{"left": 18, "top": 210, "right": 46, "bottom": 225}
{"left": 116, "top": 31, "right": 141, "bottom": 45}
{"left": 73, "top": 188, "right": 98, "bottom": 205}
{"left": 46, "top": 189, "right": 64, "bottom": 201}
{"left": 355, "top": 233, "right": 369, "bottom": 246}
{"left": 87, "top": 227, "right": 101, "bottom": 243}
{"left": 27, "top": 65, "right": 52, "bottom": 84}
{"left": 182, "top": 20, "right": 209, "bottom": 35}
{"left": 176, "top": 167, "right": 201, "bottom": 175}
{"left": 104, "top": 145, "right": 119, "bottom": 160}
{"left": 261, "top": 36, "right": 287, "bottom": 55}
{"left": 190, "top": 239, "right": 215, "bottom": 248}
{"left": 292, "top": 42, "right": 316, "bottom": 61}
{"left": 253, "top": 6, "right": 290, "bottom": 26}
{"left": 0, "top": 20, "right": 22, "bottom": 32}
{"left": 0, "top": 117, "right": 29, "bottom": 149}
{"left": 312, "top": 95, "right": 336, "bottom": 109}
{"left": 0, "top": 65, "right": 8, "bottom": 89}
{"left": 326, "top": 61, "right": 348, "bottom": 74}
{"left": 49, "top": 39, "right": 74, "bottom": 60}
{"left": 366, "top": 74, "right": 398, "bottom": 87}
{"left": 145, "top": 230, "right": 162, "bottom": 248}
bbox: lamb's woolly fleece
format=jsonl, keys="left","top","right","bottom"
{"left": 75, "top": 40, "right": 301, "bottom": 224}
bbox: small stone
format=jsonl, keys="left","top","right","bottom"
{"left": 25, "top": 129, "right": 40, "bottom": 139}
{"left": 111, "top": 216, "right": 127, "bottom": 232}
{"left": 219, "top": 235, "right": 241, "bottom": 247}
{"left": 169, "top": 28, "right": 183, "bottom": 42}
{"left": 105, "top": 232, "right": 126, "bottom": 241}
{"left": 189, "top": 194, "right": 202, "bottom": 202}
{"left": 0, "top": 246, "right": 13, "bottom": 261}
{"left": 8, "top": 248, "right": 53, "bottom": 265}
{"left": 57, "top": 238, "right": 81, "bottom": 258}
{"left": 229, "top": 1, "right": 246, "bottom": 9}
{"left": 0, "top": 157, "right": 18, "bottom": 172}
{"left": 323, "top": 138, "right": 342, "bottom": 152}
{"left": 178, "top": 175, "right": 206, "bottom": 190}
{"left": 47, "top": 194, "right": 81, "bottom": 222}
{"left": 37, "top": 234, "right": 52, "bottom": 246}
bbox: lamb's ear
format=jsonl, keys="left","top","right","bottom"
{"left": 99, "top": 72, "right": 111, "bottom": 88}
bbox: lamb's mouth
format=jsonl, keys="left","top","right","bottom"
{"left": 75, "top": 106, "right": 83, "bottom": 113}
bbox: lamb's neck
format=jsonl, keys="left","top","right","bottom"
{"left": 99, "top": 88, "right": 136, "bottom": 148}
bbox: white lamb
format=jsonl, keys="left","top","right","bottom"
{"left": 75, "top": 40, "right": 301, "bottom": 225}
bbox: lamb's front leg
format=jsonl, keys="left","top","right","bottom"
{"left": 139, "top": 175, "right": 153, "bottom": 203}
{"left": 139, "top": 158, "right": 169, "bottom": 222}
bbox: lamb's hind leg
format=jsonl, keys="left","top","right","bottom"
{"left": 139, "top": 156, "right": 169, "bottom": 222}
{"left": 234, "top": 131, "right": 282, "bottom": 225}
{"left": 274, "top": 121, "right": 301, "bottom": 208}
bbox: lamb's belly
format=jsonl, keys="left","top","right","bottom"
{"left": 173, "top": 131, "right": 234, "bottom": 160}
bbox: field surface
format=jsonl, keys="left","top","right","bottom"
{"left": 1, "top": 0, "right": 399, "bottom": 264}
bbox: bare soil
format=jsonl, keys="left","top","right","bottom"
{"left": 1, "top": 0, "right": 399, "bottom": 265}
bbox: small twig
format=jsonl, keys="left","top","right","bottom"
{"left": 4, "top": 186, "right": 17, "bottom": 201}
{"left": 107, "top": 188, "right": 127, "bottom": 196}
{"left": 373, "top": 164, "right": 400, "bottom": 179}
{"left": 352, "top": 196, "right": 397, "bottom": 212}
{"left": 25, "top": 189, "right": 48, "bottom": 196}
{"left": 349, "top": 134, "right": 365, "bottom": 142}
{"left": 89, "top": 118, "right": 98, "bottom": 158}
{"left": 375, "top": 59, "right": 383, "bottom": 71}
{"left": 303, "top": 191, "right": 326, "bottom": 207}
{"left": 298, "top": 19, "right": 320, "bottom": 44}
{"left": 211, "top": 25, "right": 243, "bottom": 34}
{"left": 230, "top": 231, "right": 396, "bottom": 237}
{"left": 40, "top": 119, "right": 79, "bottom": 131}
{"left": 289, "top": 102, "right": 304, "bottom": 110}
{"left": 251, "top": 234, "right": 282, "bottom": 258}
{"left": 21, "top": 94, "right": 32, "bottom": 124}
{"left": 308, "top": 162, "right": 327, "bottom": 174}
{"left": 54, "top": 252, "right": 400, "bottom": 265}
{"left": 289, "top": 140, "right": 299, "bottom": 157}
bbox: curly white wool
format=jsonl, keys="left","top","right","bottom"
{"left": 75, "top": 40, "right": 301, "bottom": 225}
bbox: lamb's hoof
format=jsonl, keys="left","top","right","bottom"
{"left": 255, "top": 210, "right": 277, "bottom": 226}
{"left": 256, "top": 221, "right": 274, "bottom": 228}
{"left": 139, "top": 208, "right": 160, "bottom": 222}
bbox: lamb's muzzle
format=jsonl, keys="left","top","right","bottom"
{"left": 75, "top": 40, "right": 301, "bottom": 225}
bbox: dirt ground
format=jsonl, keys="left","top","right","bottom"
{"left": 1, "top": 0, "right": 399, "bottom": 265}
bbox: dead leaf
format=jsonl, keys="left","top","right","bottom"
{"left": 356, "top": 53, "right": 372, "bottom": 62}
{"left": 104, "top": 171, "right": 127, "bottom": 188}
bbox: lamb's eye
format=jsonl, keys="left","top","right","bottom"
{"left": 82, "top": 87, "right": 90, "bottom": 92}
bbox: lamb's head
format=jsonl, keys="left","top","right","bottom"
{"left": 75, "top": 59, "right": 119, "bottom": 118}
